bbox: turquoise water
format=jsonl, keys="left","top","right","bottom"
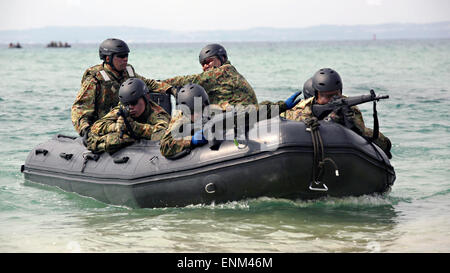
{"left": 0, "top": 40, "right": 449, "bottom": 252}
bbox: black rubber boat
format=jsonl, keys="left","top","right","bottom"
{"left": 21, "top": 116, "right": 395, "bottom": 208}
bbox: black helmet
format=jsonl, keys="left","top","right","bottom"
{"left": 303, "top": 77, "right": 315, "bottom": 99}
{"left": 176, "top": 83, "right": 210, "bottom": 114}
{"left": 312, "top": 68, "right": 343, "bottom": 93}
{"left": 99, "top": 38, "right": 130, "bottom": 61}
{"left": 199, "top": 44, "right": 228, "bottom": 65}
{"left": 118, "top": 78, "right": 148, "bottom": 105}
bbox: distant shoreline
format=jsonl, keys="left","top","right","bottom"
{"left": 2, "top": 38, "right": 450, "bottom": 46}
{"left": 2, "top": 21, "right": 449, "bottom": 44}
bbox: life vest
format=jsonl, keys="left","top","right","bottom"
{"left": 80, "top": 64, "right": 136, "bottom": 121}
{"left": 81, "top": 64, "right": 135, "bottom": 84}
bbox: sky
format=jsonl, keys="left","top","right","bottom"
{"left": 0, "top": 0, "right": 449, "bottom": 31}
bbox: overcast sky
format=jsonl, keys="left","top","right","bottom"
{"left": 0, "top": 0, "right": 449, "bottom": 31}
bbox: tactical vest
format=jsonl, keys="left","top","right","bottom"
{"left": 81, "top": 64, "right": 136, "bottom": 122}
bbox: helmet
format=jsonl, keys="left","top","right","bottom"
{"left": 99, "top": 38, "right": 130, "bottom": 61}
{"left": 312, "top": 68, "right": 343, "bottom": 93}
{"left": 303, "top": 77, "right": 315, "bottom": 99}
{"left": 118, "top": 78, "right": 148, "bottom": 105}
{"left": 199, "top": 44, "right": 228, "bottom": 65}
{"left": 176, "top": 83, "right": 210, "bottom": 114}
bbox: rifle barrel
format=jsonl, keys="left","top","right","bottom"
{"left": 312, "top": 92, "right": 389, "bottom": 119}
{"left": 376, "top": 95, "right": 389, "bottom": 100}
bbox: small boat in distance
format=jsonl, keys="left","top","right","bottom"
{"left": 47, "top": 41, "right": 71, "bottom": 48}
{"left": 9, "top": 42, "right": 22, "bottom": 48}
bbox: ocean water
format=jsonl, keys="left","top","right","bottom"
{"left": 0, "top": 40, "right": 449, "bottom": 253}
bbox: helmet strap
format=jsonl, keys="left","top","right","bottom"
{"left": 219, "top": 55, "right": 225, "bottom": 65}
{"left": 106, "top": 55, "right": 119, "bottom": 72}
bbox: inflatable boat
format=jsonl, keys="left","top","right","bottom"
{"left": 21, "top": 116, "right": 395, "bottom": 208}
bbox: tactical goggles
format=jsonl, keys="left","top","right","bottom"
{"left": 115, "top": 53, "right": 129, "bottom": 59}
{"left": 201, "top": 57, "right": 216, "bottom": 66}
{"left": 124, "top": 99, "right": 139, "bottom": 107}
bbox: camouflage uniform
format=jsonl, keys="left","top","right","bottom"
{"left": 87, "top": 100, "right": 171, "bottom": 154}
{"left": 282, "top": 96, "right": 392, "bottom": 154}
{"left": 71, "top": 63, "right": 172, "bottom": 135}
{"left": 160, "top": 110, "right": 193, "bottom": 158}
{"left": 162, "top": 61, "right": 258, "bottom": 110}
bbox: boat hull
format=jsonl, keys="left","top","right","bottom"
{"left": 22, "top": 118, "right": 395, "bottom": 208}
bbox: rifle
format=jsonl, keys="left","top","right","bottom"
{"left": 311, "top": 90, "right": 389, "bottom": 136}
{"left": 117, "top": 105, "right": 138, "bottom": 139}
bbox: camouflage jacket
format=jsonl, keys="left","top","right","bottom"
{"left": 71, "top": 63, "right": 172, "bottom": 135}
{"left": 282, "top": 97, "right": 392, "bottom": 155}
{"left": 162, "top": 61, "right": 258, "bottom": 110}
{"left": 87, "top": 100, "right": 171, "bottom": 154}
{"left": 159, "top": 110, "right": 193, "bottom": 158}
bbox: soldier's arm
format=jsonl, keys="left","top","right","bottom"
{"left": 350, "top": 106, "right": 367, "bottom": 135}
{"left": 163, "top": 74, "right": 202, "bottom": 96}
{"left": 257, "top": 100, "right": 288, "bottom": 118}
{"left": 160, "top": 116, "right": 192, "bottom": 158}
{"left": 135, "top": 73, "right": 173, "bottom": 94}
{"left": 212, "top": 100, "right": 288, "bottom": 121}
{"left": 221, "top": 65, "right": 259, "bottom": 105}
{"left": 232, "top": 100, "right": 288, "bottom": 121}
{"left": 132, "top": 109, "right": 171, "bottom": 140}
{"left": 71, "top": 77, "right": 98, "bottom": 135}
{"left": 90, "top": 107, "right": 120, "bottom": 136}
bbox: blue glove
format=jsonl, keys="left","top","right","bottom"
{"left": 284, "top": 91, "right": 302, "bottom": 109}
{"left": 191, "top": 130, "right": 208, "bottom": 146}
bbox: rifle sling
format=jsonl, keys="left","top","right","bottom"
{"left": 305, "top": 117, "right": 339, "bottom": 191}
{"left": 371, "top": 100, "right": 380, "bottom": 141}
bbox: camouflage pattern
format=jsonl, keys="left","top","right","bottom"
{"left": 281, "top": 97, "right": 314, "bottom": 122}
{"left": 282, "top": 96, "right": 392, "bottom": 154}
{"left": 87, "top": 99, "right": 171, "bottom": 153}
{"left": 159, "top": 110, "right": 193, "bottom": 158}
{"left": 162, "top": 61, "right": 258, "bottom": 110}
{"left": 71, "top": 63, "right": 172, "bottom": 135}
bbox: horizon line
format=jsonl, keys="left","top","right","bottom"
{"left": 3, "top": 37, "right": 450, "bottom": 45}
{"left": 1, "top": 20, "right": 449, "bottom": 32}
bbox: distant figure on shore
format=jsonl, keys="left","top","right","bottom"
{"left": 47, "top": 41, "right": 71, "bottom": 48}
{"left": 9, "top": 42, "right": 22, "bottom": 49}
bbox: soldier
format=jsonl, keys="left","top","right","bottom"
{"left": 302, "top": 77, "right": 315, "bottom": 99}
{"left": 283, "top": 68, "right": 392, "bottom": 158}
{"left": 87, "top": 78, "right": 171, "bottom": 154}
{"left": 160, "top": 84, "right": 302, "bottom": 158}
{"left": 160, "top": 84, "right": 210, "bottom": 158}
{"left": 71, "top": 38, "right": 172, "bottom": 142}
{"left": 160, "top": 43, "right": 258, "bottom": 111}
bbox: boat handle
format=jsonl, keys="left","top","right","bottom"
{"left": 309, "top": 181, "right": 328, "bottom": 192}
{"left": 56, "top": 134, "right": 77, "bottom": 140}
{"left": 59, "top": 153, "right": 73, "bottom": 160}
{"left": 82, "top": 152, "right": 99, "bottom": 161}
{"left": 113, "top": 156, "right": 129, "bottom": 164}
{"left": 35, "top": 148, "right": 48, "bottom": 156}
{"left": 81, "top": 152, "right": 100, "bottom": 173}
{"left": 205, "top": 183, "right": 216, "bottom": 194}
